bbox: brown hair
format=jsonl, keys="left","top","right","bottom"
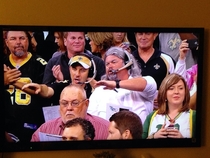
{"left": 4, "top": 31, "right": 34, "bottom": 54}
{"left": 87, "top": 32, "right": 113, "bottom": 52}
{"left": 64, "top": 118, "right": 95, "bottom": 140}
{"left": 54, "top": 31, "right": 66, "bottom": 52}
{"left": 109, "top": 110, "right": 142, "bottom": 139}
{"left": 157, "top": 73, "right": 190, "bottom": 114}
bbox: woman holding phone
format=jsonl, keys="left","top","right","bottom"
{"left": 142, "top": 73, "right": 196, "bottom": 139}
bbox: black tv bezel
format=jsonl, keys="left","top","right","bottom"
{"left": 0, "top": 25, "right": 204, "bottom": 152}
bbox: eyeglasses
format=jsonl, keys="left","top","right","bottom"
{"left": 59, "top": 99, "right": 87, "bottom": 107}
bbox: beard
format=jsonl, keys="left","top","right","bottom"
{"left": 107, "top": 72, "right": 118, "bottom": 80}
{"left": 14, "top": 51, "right": 25, "bottom": 57}
{"left": 107, "top": 68, "right": 119, "bottom": 80}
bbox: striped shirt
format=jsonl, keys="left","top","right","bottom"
{"left": 31, "top": 113, "right": 109, "bottom": 141}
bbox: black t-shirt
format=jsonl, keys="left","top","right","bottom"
{"left": 4, "top": 53, "right": 49, "bottom": 142}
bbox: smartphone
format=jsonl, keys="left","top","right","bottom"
{"left": 186, "top": 39, "right": 199, "bottom": 50}
{"left": 166, "top": 125, "right": 178, "bottom": 130}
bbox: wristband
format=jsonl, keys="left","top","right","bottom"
{"left": 115, "top": 80, "right": 121, "bottom": 88}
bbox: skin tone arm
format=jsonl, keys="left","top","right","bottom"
{"left": 22, "top": 83, "right": 54, "bottom": 98}
{"left": 179, "top": 40, "right": 190, "bottom": 60}
{"left": 4, "top": 64, "right": 37, "bottom": 94}
{"left": 95, "top": 77, "right": 147, "bottom": 91}
{"left": 89, "top": 79, "right": 97, "bottom": 89}
{"left": 179, "top": 41, "right": 197, "bottom": 110}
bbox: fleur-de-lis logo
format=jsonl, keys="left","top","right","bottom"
{"left": 78, "top": 56, "right": 83, "bottom": 61}
{"left": 154, "top": 64, "right": 160, "bottom": 70}
{"left": 168, "top": 37, "right": 181, "bottom": 50}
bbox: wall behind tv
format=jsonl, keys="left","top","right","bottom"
{"left": 0, "top": 0, "right": 209, "bottom": 158}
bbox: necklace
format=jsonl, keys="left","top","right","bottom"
{"left": 166, "top": 112, "right": 181, "bottom": 123}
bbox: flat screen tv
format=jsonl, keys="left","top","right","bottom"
{"left": 0, "top": 25, "right": 204, "bottom": 152}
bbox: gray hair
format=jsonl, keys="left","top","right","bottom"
{"left": 102, "top": 46, "right": 141, "bottom": 80}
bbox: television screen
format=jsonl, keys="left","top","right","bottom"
{"left": 0, "top": 26, "right": 204, "bottom": 152}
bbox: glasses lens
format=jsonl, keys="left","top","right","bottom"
{"left": 71, "top": 100, "right": 80, "bottom": 107}
{"left": 60, "top": 100, "right": 67, "bottom": 106}
{"left": 60, "top": 99, "right": 86, "bottom": 107}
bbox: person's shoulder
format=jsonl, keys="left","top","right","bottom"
{"left": 85, "top": 50, "right": 103, "bottom": 61}
{"left": 40, "top": 117, "right": 62, "bottom": 127}
{"left": 159, "top": 50, "right": 176, "bottom": 65}
{"left": 86, "top": 113, "right": 109, "bottom": 125}
{"left": 145, "top": 110, "right": 158, "bottom": 121}
{"left": 52, "top": 51, "right": 63, "bottom": 58}
{"left": 49, "top": 53, "right": 64, "bottom": 62}
{"left": 131, "top": 49, "right": 138, "bottom": 56}
{"left": 90, "top": 86, "right": 104, "bottom": 94}
{"left": 160, "top": 51, "right": 174, "bottom": 59}
{"left": 31, "top": 53, "right": 48, "bottom": 66}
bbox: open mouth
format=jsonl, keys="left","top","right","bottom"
{"left": 108, "top": 69, "right": 115, "bottom": 75}
{"left": 74, "top": 78, "right": 80, "bottom": 84}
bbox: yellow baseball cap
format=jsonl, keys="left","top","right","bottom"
{"left": 68, "top": 55, "right": 92, "bottom": 69}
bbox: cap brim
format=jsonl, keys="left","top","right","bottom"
{"left": 71, "top": 61, "right": 90, "bottom": 69}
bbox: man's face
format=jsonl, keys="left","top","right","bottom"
{"left": 105, "top": 55, "right": 124, "bottom": 80}
{"left": 107, "top": 121, "right": 123, "bottom": 140}
{"left": 62, "top": 124, "right": 85, "bottom": 141}
{"left": 69, "top": 64, "right": 89, "bottom": 84}
{"left": 64, "top": 32, "right": 85, "bottom": 54}
{"left": 135, "top": 32, "right": 157, "bottom": 50}
{"left": 59, "top": 88, "right": 88, "bottom": 124}
{"left": 5, "top": 31, "right": 29, "bottom": 57}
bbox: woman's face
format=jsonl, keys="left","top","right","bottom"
{"left": 166, "top": 80, "right": 186, "bottom": 107}
{"left": 89, "top": 40, "right": 98, "bottom": 53}
{"left": 54, "top": 32, "right": 62, "bottom": 47}
{"left": 112, "top": 32, "right": 126, "bottom": 45}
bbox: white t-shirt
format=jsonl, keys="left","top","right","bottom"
{"left": 148, "top": 111, "right": 191, "bottom": 138}
{"left": 87, "top": 76, "right": 157, "bottom": 124}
